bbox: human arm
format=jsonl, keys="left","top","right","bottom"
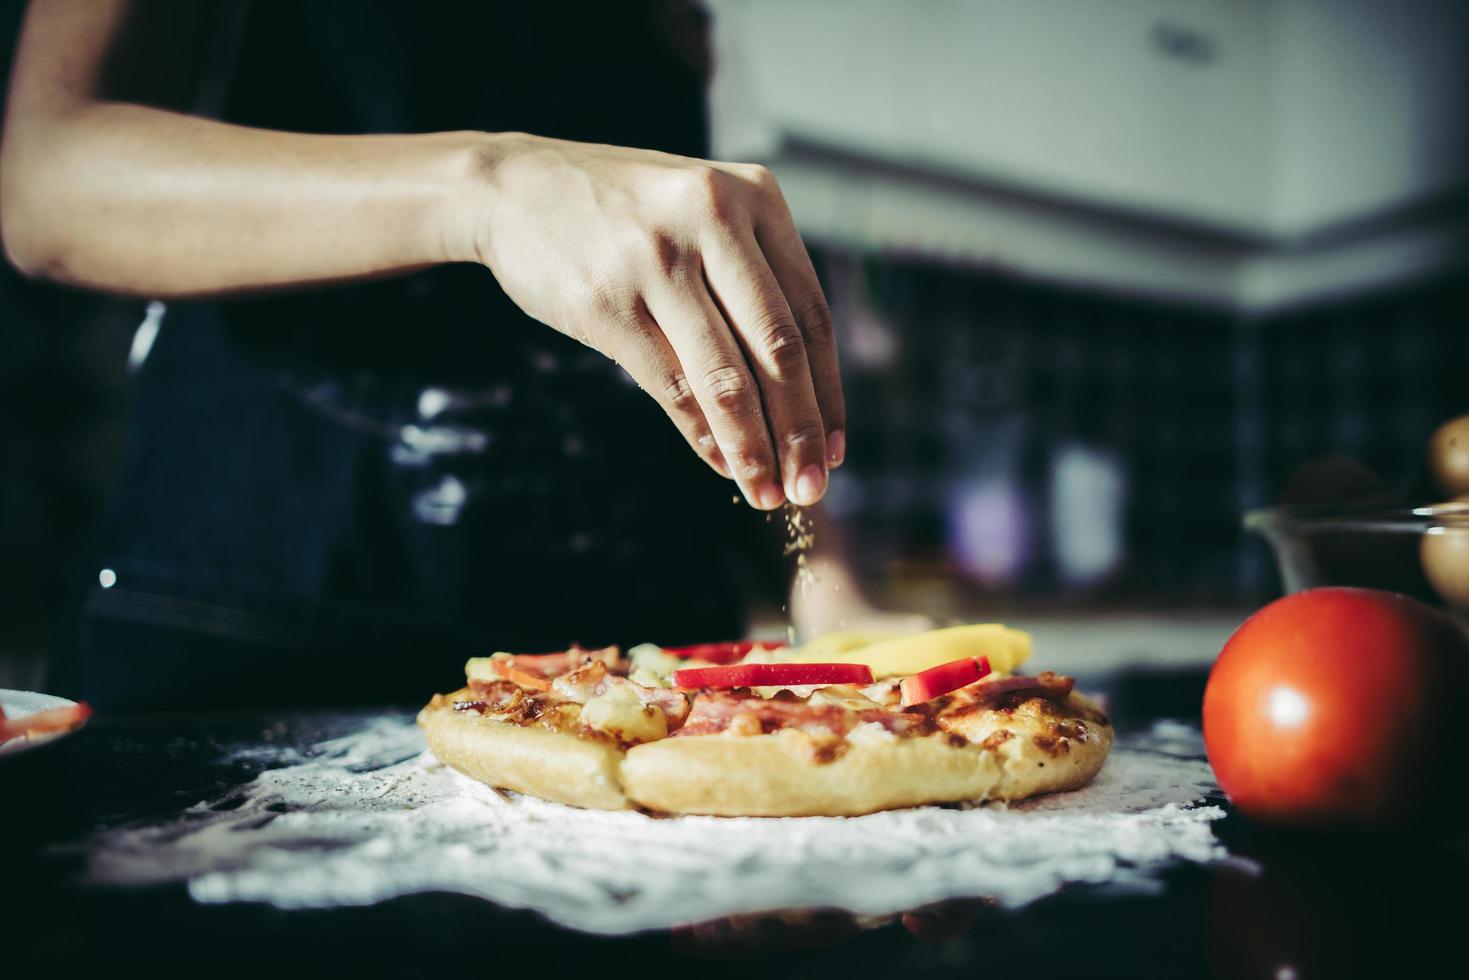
{"left": 0, "top": 0, "right": 478, "bottom": 296}
{"left": 0, "top": 0, "right": 846, "bottom": 508}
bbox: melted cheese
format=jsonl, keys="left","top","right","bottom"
{"left": 579, "top": 684, "right": 667, "bottom": 743}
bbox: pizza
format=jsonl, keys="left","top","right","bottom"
{"left": 418, "top": 624, "right": 1113, "bottom": 816}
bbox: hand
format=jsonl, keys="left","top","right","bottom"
{"left": 465, "top": 134, "right": 846, "bottom": 509}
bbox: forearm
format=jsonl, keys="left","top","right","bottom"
{"left": 0, "top": 102, "right": 492, "bottom": 297}
{"left": 2, "top": 0, "right": 845, "bottom": 508}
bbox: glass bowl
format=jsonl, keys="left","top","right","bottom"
{"left": 1245, "top": 500, "right": 1469, "bottom": 617}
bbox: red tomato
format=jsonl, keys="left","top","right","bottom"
{"left": 1203, "top": 587, "right": 1469, "bottom": 830}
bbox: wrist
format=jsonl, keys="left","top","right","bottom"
{"left": 439, "top": 130, "right": 544, "bottom": 267}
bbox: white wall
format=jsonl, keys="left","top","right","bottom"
{"left": 713, "top": 0, "right": 1275, "bottom": 233}
{"left": 1267, "top": 0, "right": 1469, "bottom": 237}
{"left": 709, "top": 0, "right": 1469, "bottom": 309}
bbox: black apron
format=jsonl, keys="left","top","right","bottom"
{"left": 76, "top": 1, "right": 779, "bottom": 711}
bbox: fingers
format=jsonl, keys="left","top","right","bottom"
{"left": 702, "top": 229, "right": 830, "bottom": 505}
{"left": 754, "top": 206, "right": 847, "bottom": 468}
{"left": 562, "top": 160, "right": 842, "bottom": 507}
{"left": 644, "top": 284, "right": 787, "bottom": 510}
{"left": 597, "top": 298, "right": 732, "bottom": 480}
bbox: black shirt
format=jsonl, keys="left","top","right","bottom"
{"left": 216, "top": 0, "right": 711, "bottom": 381}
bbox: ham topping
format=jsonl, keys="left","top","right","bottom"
{"left": 676, "top": 690, "right": 924, "bottom": 738}
{"left": 463, "top": 666, "right": 1080, "bottom": 744}
{"left": 490, "top": 646, "right": 622, "bottom": 687}
{"left": 476, "top": 648, "right": 694, "bottom": 728}
{"left": 935, "top": 671, "right": 1077, "bottom": 719}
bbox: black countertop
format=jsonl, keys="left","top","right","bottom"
{"left": 5, "top": 667, "right": 1464, "bottom": 979}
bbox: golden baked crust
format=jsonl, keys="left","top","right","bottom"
{"left": 940, "top": 691, "right": 1114, "bottom": 801}
{"left": 620, "top": 727, "right": 1005, "bottom": 816}
{"left": 417, "top": 691, "right": 628, "bottom": 810}
{"left": 417, "top": 684, "right": 1113, "bottom": 816}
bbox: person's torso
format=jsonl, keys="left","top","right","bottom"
{"left": 215, "top": 0, "right": 711, "bottom": 382}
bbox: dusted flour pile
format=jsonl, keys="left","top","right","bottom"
{"left": 88, "top": 717, "right": 1224, "bottom": 934}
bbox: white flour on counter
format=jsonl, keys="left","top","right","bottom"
{"left": 88, "top": 717, "right": 1225, "bottom": 934}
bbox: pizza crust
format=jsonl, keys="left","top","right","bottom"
{"left": 946, "top": 692, "right": 1115, "bottom": 801}
{"left": 417, "top": 692, "right": 629, "bottom": 810}
{"left": 620, "top": 727, "right": 1005, "bottom": 816}
{"left": 418, "top": 688, "right": 1113, "bottom": 817}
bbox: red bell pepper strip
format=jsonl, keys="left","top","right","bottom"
{"left": 0, "top": 701, "right": 93, "bottom": 745}
{"left": 672, "top": 662, "right": 873, "bottom": 691}
{"left": 663, "top": 640, "right": 785, "bottom": 665}
{"left": 899, "top": 657, "right": 992, "bottom": 707}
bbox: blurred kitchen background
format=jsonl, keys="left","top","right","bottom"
{"left": 2, "top": 0, "right": 1467, "bottom": 690}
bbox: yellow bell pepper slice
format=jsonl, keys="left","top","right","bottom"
{"left": 788, "top": 623, "right": 1031, "bottom": 678}
{"left": 789, "top": 630, "right": 904, "bottom": 662}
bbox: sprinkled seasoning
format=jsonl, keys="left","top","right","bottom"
{"left": 773, "top": 503, "right": 818, "bottom": 598}
{"left": 781, "top": 503, "right": 815, "bottom": 556}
